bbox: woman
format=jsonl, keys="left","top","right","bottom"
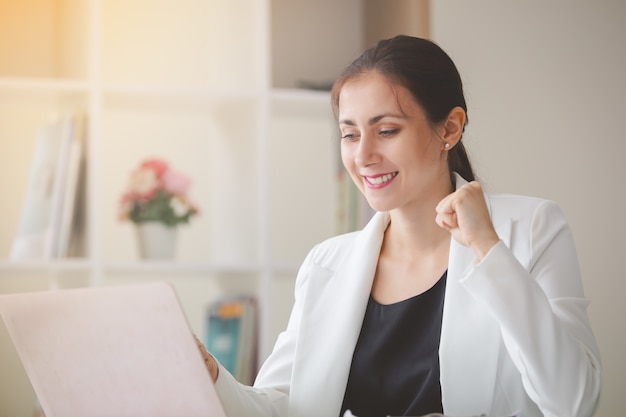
{"left": 197, "top": 35, "right": 601, "bottom": 417}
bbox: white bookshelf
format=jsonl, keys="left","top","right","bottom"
{"left": 0, "top": 0, "right": 365, "bottom": 415}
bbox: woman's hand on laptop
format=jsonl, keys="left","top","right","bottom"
{"left": 193, "top": 334, "right": 219, "bottom": 382}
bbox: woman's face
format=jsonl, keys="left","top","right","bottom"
{"left": 338, "top": 71, "right": 450, "bottom": 213}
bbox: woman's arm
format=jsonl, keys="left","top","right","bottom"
{"left": 193, "top": 335, "right": 288, "bottom": 416}
{"left": 462, "top": 200, "right": 602, "bottom": 417}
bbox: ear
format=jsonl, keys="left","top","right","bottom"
{"left": 441, "top": 107, "right": 466, "bottom": 150}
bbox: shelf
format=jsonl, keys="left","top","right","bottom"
{"left": 0, "top": 77, "right": 89, "bottom": 92}
{"left": 0, "top": 90, "right": 89, "bottom": 259}
{"left": 100, "top": 99, "right": 261, "bottom": 264}
{"left": 0, "top": 1, "right": 359, "bottom": 413}
{"left": 0, "top": 259, "right": 91, "bottom": 272}
{"left": 270, "top": 88, "right": 333, "bottom": 103}
{"left": 102, "top": 83, "right": 262, "bottom": 102}
{"left": 103, "top": 260, "right": 261, "bottom": 275}
{"left": 0, "top": 259, "right": 260, "bottom": 275}
{"left": 0, "top": 263, "right": 91, "bottom": 294}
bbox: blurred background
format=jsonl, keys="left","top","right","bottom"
{"left": 0, "top": 0, "right": 624, "bottom": 416}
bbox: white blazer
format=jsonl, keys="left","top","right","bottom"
{"left": 214, "top": 175, "right": 602, "bottom": 417}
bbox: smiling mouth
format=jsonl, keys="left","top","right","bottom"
{"left": 364, "top": 172, "right": 398, "bottom": 186}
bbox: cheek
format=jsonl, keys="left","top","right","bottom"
{"left": 415, "top": 136, "right": 444, "bottom": 164}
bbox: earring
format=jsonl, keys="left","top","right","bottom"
{"left": 444, "top": 143, "right": 451, "bottom": 149}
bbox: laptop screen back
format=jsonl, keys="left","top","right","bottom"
{"left": 0, "top": 282, "right": 226, "bottom": 417}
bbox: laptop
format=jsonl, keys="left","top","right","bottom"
{"left": 0, "top": 282, "right": 227, "bottom": 417}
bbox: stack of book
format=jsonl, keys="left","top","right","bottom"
{"left": 205, "top": 295, "right": 258, "bottom": 385}
{"left": 10, "top": 113, "right": 86, "bottom": 260}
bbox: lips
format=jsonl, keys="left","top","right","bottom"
{"left": 364, "top": 171, "right": 398, "bottom": 186}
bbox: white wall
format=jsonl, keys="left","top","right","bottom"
{"left": 430, "top": 1, "right": 626, "bottom": 416}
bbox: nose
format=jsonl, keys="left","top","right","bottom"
{"left": 354, "top": 134, "right": 379, "bottom": 167}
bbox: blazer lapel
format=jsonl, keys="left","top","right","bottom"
{"left": 440, "top": 210, "right": 513, "bottom": 415}
{"left": 289, "top": 212, "right": 389, "bottom": 417}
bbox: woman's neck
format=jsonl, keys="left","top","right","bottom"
{"left": 384, "top": 208, "right": 450, "bottom": 256}
{"left": 374, "top": 193, "right": 452, "bottom": 304}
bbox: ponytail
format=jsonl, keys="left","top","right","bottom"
{"left": 448, "top": 142, "right": 475, "bottom": 183}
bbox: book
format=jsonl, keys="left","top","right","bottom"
{"left": 205, "top": 295, "right": 258, "bottom": 385}
{"left": 55, "top": 113, "right": 86, "bottom": 258}
{"left": 44, "top": 114, "right": 75, "bottom": 258}
{"left": 10, "top": 113, "right": 86, "bottom": 260}
{"left": 10, "top": 116, "right": 67, "bottom": 259}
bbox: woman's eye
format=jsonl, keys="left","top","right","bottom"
{"left": 380, "top": 128, "right": 398, "bottom": 137}
{"left": 341, "top": 133, "right": 358, "bottom": 141}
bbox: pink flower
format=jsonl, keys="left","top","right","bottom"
{"left": 128, "top": 168, "right": 159, "bottom": 200}
{"left": 140, "top": 159, "right": 169, "bottom": 178}
{"left": 119, "top": 158, "right": 199, "bottom": 226}
{"left": 162, "top": 169, "right": 191, "bottom": 195}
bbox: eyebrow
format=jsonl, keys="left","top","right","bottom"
{"left": 339, "top": 113, "right": 405, "bottom": 126}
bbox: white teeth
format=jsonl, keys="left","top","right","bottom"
{"left": 368, "top": 172, "right": 397, "bottom": 185}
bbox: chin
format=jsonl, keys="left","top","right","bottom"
{"left": 364, "top": 198, "right": 393, "bottom": 213}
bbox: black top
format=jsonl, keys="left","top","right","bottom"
{"left": 340, "top": 272, "right": 447, "bottom": 417}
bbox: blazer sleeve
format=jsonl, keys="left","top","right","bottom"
{"left": 211, "top": 244, "right": 319, "bottom": 417}
{"left": 460, "top": 200, "right": 602, "bottom": 417}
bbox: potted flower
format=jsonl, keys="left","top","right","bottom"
{"left": 119, "top": 158, "right": 198, "bottom": 259}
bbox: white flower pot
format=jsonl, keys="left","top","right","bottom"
{"left": 135, "top": 222, "right": 177, "bottom": 260}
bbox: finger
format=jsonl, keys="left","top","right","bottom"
{"left": 435, "top": 192, "right": 455, "bottom": 214}
{"left": 193, "top": 334, "right": 205, "bottom": 351}
{"left": 436, "top": 211, "right": 457, "bottom": 230}
{"left": 205, "top": 353, "right": 220, "bottom": 382}
{"left": 467, "top": 180, "right": 483, "bottom": 193}
{"left": 193, "top": 333, "right": 219, "bottom": 382}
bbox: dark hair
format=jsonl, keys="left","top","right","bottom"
{"left": 331, "top": 35, "right": 475, "bottom": 183}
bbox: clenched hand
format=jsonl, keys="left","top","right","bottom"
{"left": 435, "top": 181, "right": 500, "bottom": 261}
